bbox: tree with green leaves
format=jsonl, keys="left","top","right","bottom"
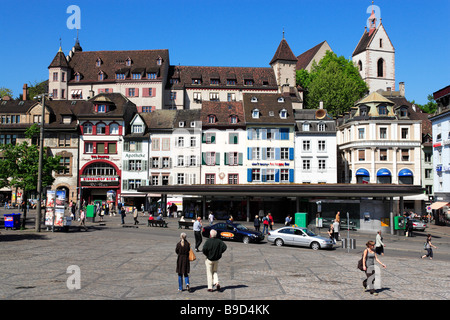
{"left": 0, "top": 124, "right": 62, "bottom": 229}
{"left": 296, "top": 51, "right": 369, "bottom": 117}
{"left": 0, "top": 87, "right": 14, "bottom": 99}
{"left": 412, "top": 94, "right": 437, "bottom": 114}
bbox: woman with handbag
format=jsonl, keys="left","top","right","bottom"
{"left": 362, "top": 241, "right": 386, "bottom": 296}
{"left": 176, "top": 233, "right": 192, "bottom": 292}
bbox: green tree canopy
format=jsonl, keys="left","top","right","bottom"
{"left": 412, "top": 94, "right": 437, "bottom": 114}
{"left": 296, "top": 51, "right": 369, "bottom": 117}
{"left": 0, "top": 87, "right": 14, "bottom": 99}
{"left": 0, "top": 124, "right": 62, "bottom": 228}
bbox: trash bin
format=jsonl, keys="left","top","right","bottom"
{"left": 4, "top": 213, "right": 21, "bottom": 230}
{"left": 294, "top": 212, "right": 308, "bottom": 228}
{"left": 86, "top": 205, "right": 96, "bottom": 222}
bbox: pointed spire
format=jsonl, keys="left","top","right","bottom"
{"left": 270, "top": 36, "right": 298, "bottom": 65}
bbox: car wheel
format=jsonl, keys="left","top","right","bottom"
{"left": 275, "top": 238, "right": 284, "bottom": 247}
{"left": 242, "top": 236, "right": 250, "bottom": 244}
{"left": 311, "top": 242, "right": 320, "bottom": 250}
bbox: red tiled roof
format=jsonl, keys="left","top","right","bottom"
{"left": 67, "top": 49, "right": 169, "bottom": 83}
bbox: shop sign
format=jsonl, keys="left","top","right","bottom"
{"left": 251, "top": 162, "right": 290, "bottom": 166}
{"left": 125, "top": 153, "right": 146, "bottom": 158}
{"left": 91, "top": 155, "right": 110, "bottom": 160}
{"left": 81, "top": 176, "right": 119, "bottom": 187}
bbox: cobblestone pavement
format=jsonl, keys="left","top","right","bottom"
{"left": 1, "top": 210, "right": 449, "bottom": 304}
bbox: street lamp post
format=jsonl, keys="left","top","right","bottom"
{"left": 34, "top": 94, "right": 48, "bottom": 232}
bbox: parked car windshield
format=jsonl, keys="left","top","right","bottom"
{"left": 302, "top": 229, "right": 317, "bottom": 237}
{"left": 235, "top": 224, "right": 249, "bottom": 231}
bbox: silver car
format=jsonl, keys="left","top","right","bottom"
{"left": 267, "top": 227, "right": 334, "bottom": 250}
{"left": 411, "top": 219, "right": 427, "bottom": 231}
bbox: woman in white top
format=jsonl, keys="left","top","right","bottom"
{"left": 375, "top": 231, "right": 385, "bottom": 256}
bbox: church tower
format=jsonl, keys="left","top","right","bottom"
{"left": 352, "top": 2, "right": 395, "bottom": 92}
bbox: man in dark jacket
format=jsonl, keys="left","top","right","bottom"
{"left": 202, "top": 229, "right": 227, "bottom": 292}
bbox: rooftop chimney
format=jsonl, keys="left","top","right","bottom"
{"left": 399, "top": 82, "right": 405, "bottom": 97}
{"left": 23, "top": 83, "right": 28, "bottom": 101}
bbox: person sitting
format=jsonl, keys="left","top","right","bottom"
{"left": 156, "top": 214, "right": 163, "bottom": 221}
{"left": 148, "top": 214, "right": 154, "bottom": 221}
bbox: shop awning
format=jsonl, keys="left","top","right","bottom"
{"left": 430, "top": 202, "right": 449, "bottom": 210}
{"left": 377, "top": 169, "right": 391, "bottom": 176}
{"left": 356, "top": 168, "right": 370, "bottom": 176}
{"left": 398, "top": 169, "right": 413, "bottom": 176}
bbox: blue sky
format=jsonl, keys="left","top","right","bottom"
{"left": 0, "top": 0, "right": 448, "bottom": 105}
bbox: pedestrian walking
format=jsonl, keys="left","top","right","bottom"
{"left": 254, "top": 215, "right": 260, "bottom": 232}
{"left": 285, "top": 215, "right": 292, "bottom": 226}
{"left": 133, "top": 207, "right": 139, "bottom": 225}
{"left": 71, "top": 202, "right": 77, "bottom": 221}
{"left": 202, "top": 229, "right": 227, "bottom": 292}
{"left": 421, "top": 234, "right": 437, "bottom": 260}
{"left": 362, "top": 241, "right": 386, "bottom": 296}
{"left": 375, "top": 230, "right": 385, "bottom": 256}
{"left": 262, "top": 215, "right": 269, "bottom": 235}
{"left": 79, "top": 208, "right": 87, "bottom": 231}
{"left": 332, "top": 219, "right": 340, "bottom": 241}
{"left": 327, "top": 223, "right": 335, "bottom": 244}
{"left": 141, "top": 204, "right": 145, "bottom": 216}
{"left": 193, "top": 217, "right": 203, "bottom": 252}
{"left": 208, "top": 211, "right": 215, "bottom": 225}
{"left": 268, "top": 213, "right": 274, "bottom": 230}
{"left": 176, "top": 233, "right": 191, "bottom": 292}
{"left": 120, "top": 206, "right": 126, "bottom": 224}
{"left": 406, "top": 218, "right": 414, "bottom": 237}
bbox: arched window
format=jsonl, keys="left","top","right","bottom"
{"left": 83, "top": 122, "right": 93, "bottom": 134}
{"left": 110, "top": 123, "right": 119, "bottom": 135}
{"left": 358, "top": 60, "right": 363, "bottom": 71}
{"left": 377, "top": 58, "right": 384, "bottom": 77}
{"left": 96, "top": 123, "right": 106, "bottom": 135}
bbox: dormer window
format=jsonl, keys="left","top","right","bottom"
{"left": 192, "top": 78, "right": 202, "bottom": 85}
{"left": 147, "top": 72, "right": 157, "bottom": 79}
{"left": 302, "top": 122, "right": 310, "bottom": 132}
{"left": 96, "top": 58, "right": 102, "bottom": 67}
{"left": 156, "top": 57, "right": 162, "bottom": 65}
{"left": 318, "top": 122, "right": 326, "bottom": 131}
{"left": 126, "top": 58, "right": 132, "bottom": 66}
{"left": 251, "top": 96, "right": 258, "bottom": 103}
{"left": 208, "top": 115, "right": 216, "bottom": 124}
{"left": 278, "top": 97, "right": 285, "bottom": 103}
{"left": 116, "top": 73, "right": 126, "bottom": 80}
{"left": 132, "top": 73, "right": 142, "bottom": 80}
{"left": 378, "top": 105, "right": 387, "bottom": 115}
{"left": 252, "top": 109, "right": 260, "bottom": 119}
{"left": 132, "top": 124, "right": 143, "bottom": 133}
{"left": 360, "top": 105, "right": 368, "bottom": 116}
{"left": 279, "top": 109, "right": 287, "bottom": 119}
{"left": 244, "top": 78, "right": 254, "bottom": 86}
{"left": 210, "top": 78, "right": 220, "bottom": 85}
{"left": 179, "top": 121, "right": 185, "bottom": 127}
{"left": 230, "top": 115, "right": 238, "bottom": 124}
{"left": 98, "top": 71, "right": 105, "bottom": 81}
{"left": 399, "top": 106, "right": 408, "bottom": 118}
{"left": 95, "top": 104, "right": 109, "bottom": 113}
{"left": 74, "top": 73, "right": 81, "bottom": 82}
